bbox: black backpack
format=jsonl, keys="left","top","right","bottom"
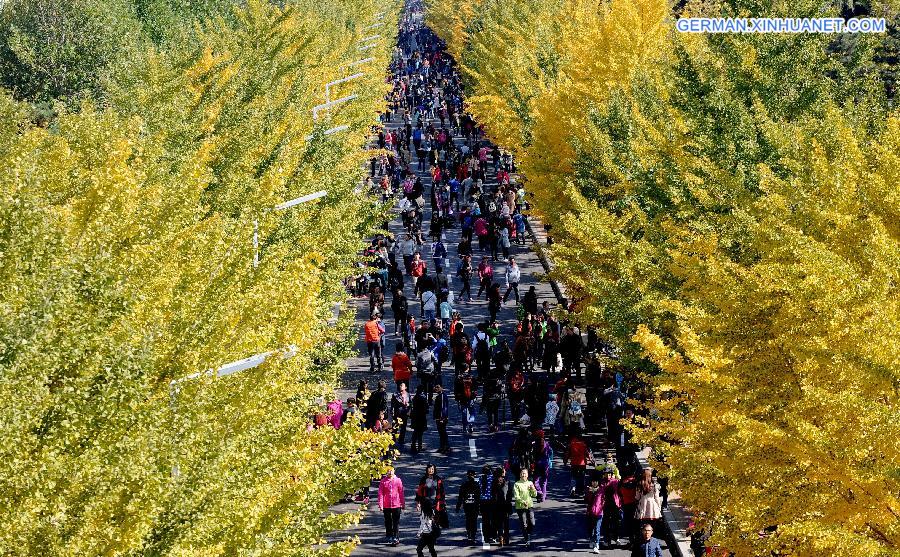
{"left": 475, "top": 334, "right": 490, "bottom": 358}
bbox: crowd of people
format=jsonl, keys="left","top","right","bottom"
{"left": 315, "top": 2, "right": 680, "bottom": 555}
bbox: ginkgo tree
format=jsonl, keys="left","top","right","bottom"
{"left": 429, "top": 0, "right": 900, "bottom": 553}
{"left": 0, "top": 0, "right": 399, "bottom": 555}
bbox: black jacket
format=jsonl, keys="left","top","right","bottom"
{"left": 456, "top": 477, "right": 480, "bottom": 510}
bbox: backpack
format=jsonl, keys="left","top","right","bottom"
{"left": 568, "top": 399, "right": 583, "bottom": 419}
{"left": 475, "top": 334, "right": 490, "bottom": 358}
{"left": 510, "top": 372, "right": 524, "bottom": 394}
{"left": 462, "top": 377, "right": 473, "bottom": 400}
{"left": 536, "top": 442, "right": 554, "bottom": 471}
{"left": 417, "top": 352, "right": 434, "bottom": 375}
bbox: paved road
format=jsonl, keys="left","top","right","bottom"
{"left": 335, "top": 5, "right": 674, "bottom": 557}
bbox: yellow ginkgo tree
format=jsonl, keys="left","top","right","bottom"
{"left": 428, "top": 0, "right": 900, "bottom": 553}
{"left": 0, "top": 0, "right": 400, "bottom": 555}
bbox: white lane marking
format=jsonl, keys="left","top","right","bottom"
{"left": 469, "top": 439, "right": 477, "bottom": 458}
{"left": 478, "top": 517, "right": 490, "bottom": 549}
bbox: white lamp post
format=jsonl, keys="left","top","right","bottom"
{"left": 312, "top": 94, "right": 358, "bottom": 122}
{"left": 325, "top": 72, "right": 364, "bottom": 103}
{"left": 304, "top": 124, "right": 350, "bottom": 142}
{"left": 253, "top": 190, "right": 328, "bottom": 268}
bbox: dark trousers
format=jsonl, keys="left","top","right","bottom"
{"left": 436, "top": 419, "right": 449, "bottom": 450}
{"left": 481, "top": 501, "right": 495, "bottom": 540}
{"left": 368, "top": 341, "right": 382, "bottom": 372}
{"left": 395, "top": 415, "right": 408, "bottom": 446}
{"left": 383, "top": 508, "right": 401, "bottom": 539}
{"left": 412, "top": 428, "right": 425, "bottom": 452}
{"left": 416, "top": 532, "right": 437, "bottom": 556}
{"left": 493, "top": 506, "right": 509, "bottom": 543}
{"left": 463, "top": 504, "right": 478, "bottom": 540}
{"left": 503, "top": 282, "right": 519, "bottom": 303}
{"left": 572, "top": 465, "right": 586, "bottom": 495}
{"left": 395, "top": 313, "right": 407, "bottom": 336}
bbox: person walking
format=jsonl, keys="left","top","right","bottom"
{"left": 512, "top": 468, "right": 538, "bottom": 547}
{"left": 433, "top": 384, "right": 450, "bottom": 453}
{"left": 365, "top": 380, "right": 389, "bottom": 429}
{"left": 364, "top": 314, "right": 384, "bottom": 374}
{"left": 392, "top": 342, "right": 413, "bottom": 392}
{"left": 503, "top": 257, "right": 520, "bottom": 304}
{"left": 416, "top": 498, "right": 440, "bottom": 557}
{"left": 411, "top": 252, "right": 427, "bottom": 297}
{"left": 392, "top": 289, "right": 409, "bottom": 336}
{"left": 487, "top": 283, "right": 502, "bottom": 323}
{"left": 476, "top": 256, "right": 493, "bottom": 299}
{"left": 631, "top": 524, "right": 664, "bottom": 557}
{"left": 391, "top": 381, "right": 410, "bottom": 441}
{"left": 564, "top": 432, "right": 595, "bottom": 497}
{"left": 410, "top": 384, "right": 429, "bottom": 454}
{"left": 456, "top": 254, "right": 473, "bottom": 301}
{"left": 531, "top": 429, "right": 553, "bottom": 502}
{"left": 634, "top": 469, "right": 663, "bottom": 540}
{"left": 585, "top": 474, "right": 605, "bottom": 553}
{"left": 601, "top": 466, "right": 624, "bottom": 548}
{"left": 378, "top": 467, "right": 405, "bottom": 546}
{"left": 416, "top": 343, "right": 438, "bottom": 401}
{"left": 478, "top": 465, "right": 496, "bottom": 543}
{"left": 492, "top": 466, "right": 513, "bottom": 547}
{"left": 416, "top": 464, "right": 448, "bottom": 530}
{"left": 422, "top": 288, "right": 438, "bottom": 322}
{"left": 455, "top": 469, "right": 480, "bottom": 544}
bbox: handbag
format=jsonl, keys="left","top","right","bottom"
{"left": 438, "top": 508, "right": 450, "bottom": 529}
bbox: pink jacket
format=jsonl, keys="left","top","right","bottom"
{"left": 378, "top": 475, "right": 405, "bottom": 509}
{"left": 327, "top": 400, "right": 343, "bottom": 429}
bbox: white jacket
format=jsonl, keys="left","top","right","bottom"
{"left": 505, "top": 264, "right": 521, "bottom": 285}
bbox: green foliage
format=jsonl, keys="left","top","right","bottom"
{"left": 0, "top": 0, "right": 143, "bottom": 104}
{"left": 0, "top": 0, "right": 401, "bottom": 554}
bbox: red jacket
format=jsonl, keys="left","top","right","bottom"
{"left": 392, "top": 352, "right": 413, "bottom": 382}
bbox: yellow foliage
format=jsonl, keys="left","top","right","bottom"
{"left": 0, "top": 0, "right": 399, "bottom": 554}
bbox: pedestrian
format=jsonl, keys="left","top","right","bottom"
{"left": 416, "top": 342, "right": 438, "bottom": 401}
{"left": 365, "top": 380, "right": 388, "bottom": 429}
{"left": 456, "top": 254, "right": 473, "bottom": 301}
{"left": 410, "top": 384, "right": 429, "bottom": 454}
{"left": 585, "top": 474, "right": 604, "bottom": 553}
{"left": 523, "top": 285, "right": 538, "bottom": 316}
{"left": 601, "top": 466, "right": 623, "bottom": 548}
{"left": 531, "top": 429, "right": 553, "bottom": 502}
{"left": 392, "top": 289, "right": 409, "bottom": 336}
{"left": 378, "top": 467, "right": 405, "bottom": 546}
{"left": 456, "top": 469, "right": 480, "bottom": 543}
{"left": 433, "top": 384, "right": 450, "bottom": 453}
{"left": 487, "top": 283, "right": 502, "bottom": 323}
{"left": 411, "top": 252, "right": 427, "bottom": 296}
{"left": 364, "top": 314, "right": 384, "bottom": 373}
{"left": 619, "top": 468, "right": 639, "bottom": 547}
{"left": 564, "top": 432, "right": 594, "bottom": 497}
{"left": 492, "top": 466, "right": 513, "bottom": 546}
{"left": 634, "top": 469, "right": 663, "bottom": 539}
{"left": 392, "top": 342, "right": 413, "bottom": 392}
{"left": 416, "top": 498, "right": 440, "bottom": 557}
{"left": 631, "top": 524, "right": 664, "bottom": 557}
{"left": 478, "top": 464, "right": 496, "bottom": 543}
{"left": 503, "top": 257, "right": 520, "bottom": 304}
{"left": 416, "top": 463, "right": 448, "bottom": 530}
{"left": 422, "top": 287, "right": 438, "bottom": 322}
{"left": 391, "top": 383, "right": 411, "bottom": 449}
{"left": 512, "top": 468, "right": 538, "bottom": 547}
{"left": 476, "top": 256, "right": 493, "bottom": 298}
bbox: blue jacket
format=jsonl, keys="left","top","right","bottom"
{"left": 631, "top": 537, "right": 664, "bottom": 557}
{"left": 433, "top": 391, "right": 449, "bottom": 421}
